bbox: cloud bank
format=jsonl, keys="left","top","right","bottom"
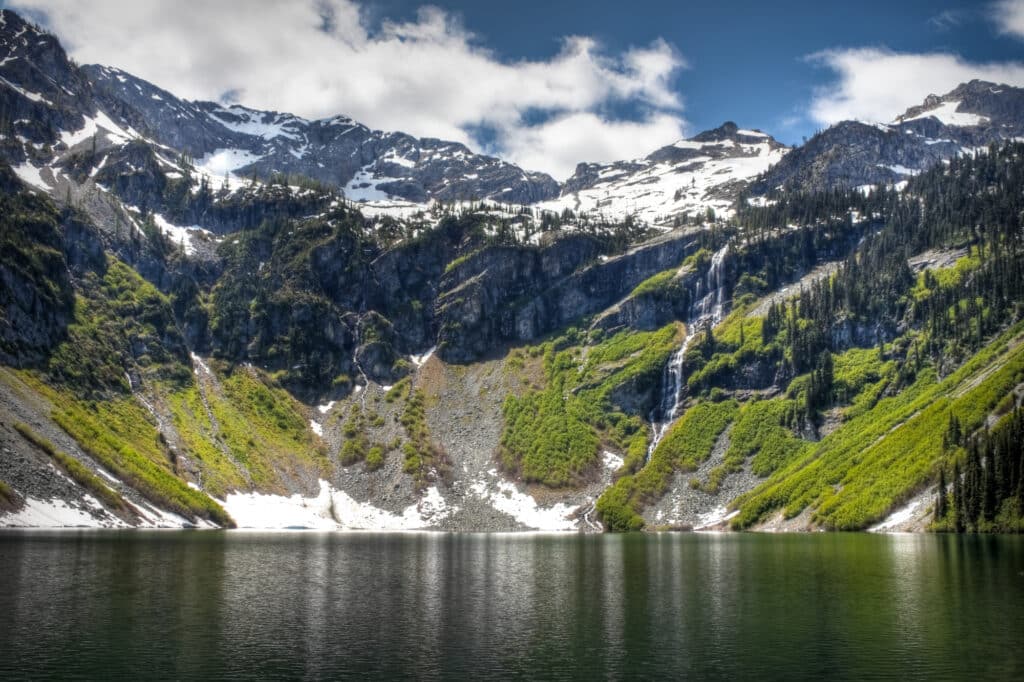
{"left": 806, "top": 48, "right": 1024, "bottom": 125}
{"left": 10, "top": 0, "right": 687, "bottom": 179}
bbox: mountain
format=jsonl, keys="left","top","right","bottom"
{"left": 84, "top": 65, "right": 560, "bottom": 205}
{"left": 542, "top": 122, "right": 789, "bottom": 226}
{"left": 0, "top": 9, "right": 558, "bottom": 207}
{"left": 2, "top": 8, "right": 1023, "bottom": 536}
{"left": 752, "top": 79, "right": 1024, "bottom": 194}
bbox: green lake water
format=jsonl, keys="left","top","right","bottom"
{"left": 0, "top": 531, "right": 1021, "bottom": 680}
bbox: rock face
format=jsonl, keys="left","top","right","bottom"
{"left": 435, "top": 230, "right": 700, "bottom": 361}
{"left": 753, "top": 80, "right": 1024, "bottom": 194}
{"left": 0, "top": 167, "right": 74, "bottom": 366}
{"left": 0, "top": 10, "right": 94, "bottom": 149}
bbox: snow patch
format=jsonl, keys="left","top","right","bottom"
{"left": 134, "top": 501, "right": 209, "bottom": 529}
{"left": 152, "top": 214, "right": 213, "bottom": 256}
{"left": 869, "top": 498, "right": 924, "bottom": 532}
{"left": 903, "top": 100, "right": 989, "bottom": 127}
{"left": 60, "top": 110, "right": 133, "bottom": 148}
{"left": 344, "top": 167, "right": 393, "bottom": 202}
{"left": 469, "top": 473, "right": 579, "bottom": 531}
{"left": 884, "top": 164, "right": 919, "bottom": 176}
{"left": 602, "top": 451, "right": 624, "bottom": 471}
{"left": 207, "top": 106, "right": 303, "bottom": 141}
{"left": 222, "top": 480, "right": 456, "bottom": 530}
{"left": 2, "top": 496, "right": 125, "bottom": 528}
{"left": 12, "top": 161, "right": 51, "bottom": 190}
{"left": 310, "top": 420, "right": 323, "bottom": 437}
{"left": 317, "top": 401, "right": 336, "bottom": 415}
{"left": 695, "top": 506, "right": 739, "bottom": 531}
{"left": 195, "top": 148, "right": 264, "bottom": 186}
{"left": 0, "top": 74, "right": 53, "bottom": 105}
{"left": 410, "top": 346, "right": 437, "bottom": 367}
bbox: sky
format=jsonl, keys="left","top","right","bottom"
{"left": 3, "top": 0, "right": 1024, "bottom": 179}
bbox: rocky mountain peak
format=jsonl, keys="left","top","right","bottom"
{"left": 895, "top": 80, "right": 1023, "bottom": 127}
{"left": 691, "top": 120, "right": 739, "bottom": 142}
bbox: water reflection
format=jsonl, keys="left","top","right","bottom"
{"left": 0, "top": 531, "right": 1021, "bottom": 680}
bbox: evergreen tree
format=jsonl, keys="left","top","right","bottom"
{"left": 936, "top": 465, "right": 948, "bottom": 523}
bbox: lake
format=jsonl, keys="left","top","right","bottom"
{"left": 0, "top": 531, "right": 1021, "bottom": 680}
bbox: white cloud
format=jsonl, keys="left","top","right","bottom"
{"left": 10, "top": 0, "right": 688, "bottom": 179}
{"left": 497, "top": 112, "right": 686, "bottom": 178}
{"left": 993, "top": 0, "right": 1024, "bottom": 38}
{"left": 807, "top": 48, "right": 1024, "bottom": 125}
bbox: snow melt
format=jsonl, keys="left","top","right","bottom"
{"left": 207, "top": 106, "right": 303, "bottom": 141}
{"left": 60, "top": 110, "right": 133, "bottom": 148}
{"left": 535, "top": 138, "right": 787, "bottom": 227}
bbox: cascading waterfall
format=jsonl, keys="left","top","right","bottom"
{"left": 646, "top": 243, "right": 729, "bottom": 460}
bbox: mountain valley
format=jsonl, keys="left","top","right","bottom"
{"left": 1, "top": 7, "right": 1023, "bottom": 534}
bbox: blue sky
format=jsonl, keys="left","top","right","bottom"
{"left": 363, "top": 0, "right": 1024, "bottom": 140}
{"left": 5, "top": 0, "right": 1024, "bottom": 178}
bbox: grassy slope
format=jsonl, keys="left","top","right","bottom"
{"left": 499, "top": 323, "right": 682, "bottom": 487}
{"left": 166, "top": 364, "right": 329, "bottom": 498}
{"left": 597, "top": 400, "right": 737, "bottom": 531}
{"left": 733, "top": 322, "right": 1024, "bottom": 530}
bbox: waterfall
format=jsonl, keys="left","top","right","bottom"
{"left": 646, "top": 244, "right": 729, "bottom": 460}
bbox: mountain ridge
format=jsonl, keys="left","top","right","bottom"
{"left": 1, "top": 7, "right": 1023, "bottom": 535}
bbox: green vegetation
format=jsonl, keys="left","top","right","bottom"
{"left": 208, "top": 212, "right": 373, "bottom": 390}
{"left": 385, "top": 378, "right": 411, "bottom": 403}
{"left": 0, "top": 478, "right": 19, "bottom": 509}
{"left": 701, "top": 398, "right": 810, "bottom": 494}
{"left": 47, "top": 259, "right": 191, "bottom": 394}
{"left": 167, "top": 364, "right": 328, "bottom": 497}
{"left": 340, "top": 404, "right": 369, "bottom": 465}
{"left": 596, "top": 400, "right": 737, "bottom": 531}
{"left": 935, "top": 405, "right": 1024, "bottom": 533}
{"left": 13, "top": 421, "right": 129, "bottom": 513}
{"left": 366, "top": 445, "right": 385, "bottom": 471}
{"left": 400, "top": 388, "right": 449, "bottom": 489}
{"left": 732, "top": 323, "right": 1024, "bottom": 530}
{"left": 443, "top": 249, "right": 482, "bottom": 275}
{"left": 20, "top": 376, "right": 234, "bottom": 526}
{"left": 500, "top": 324, "right": 681, "bottom": 487}
{"left": 630, "top": 268, "right": 678, "bottom": 298}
